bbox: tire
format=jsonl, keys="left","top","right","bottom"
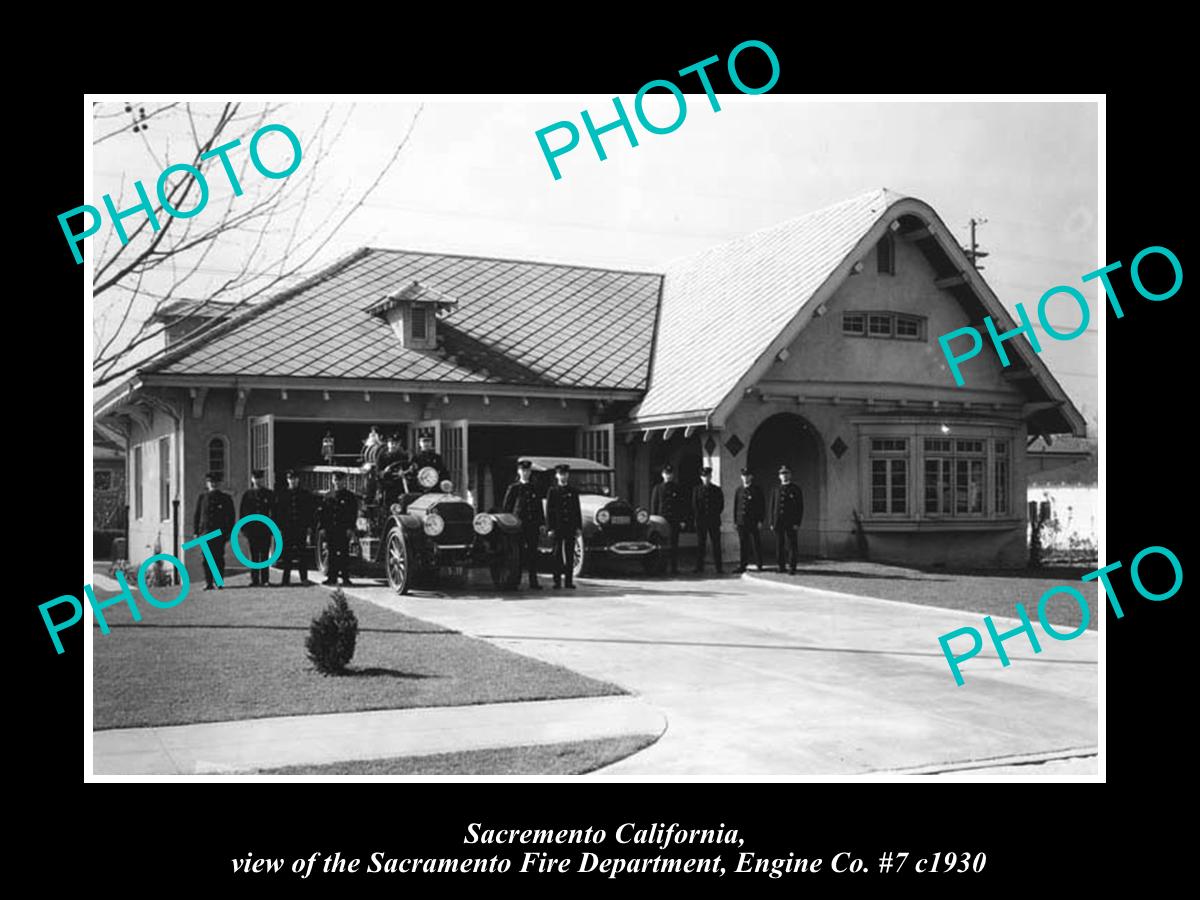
{"left": 315, "top": 527, "right": 331, "bottom": 579}
{"left": 641, "top": 533, "right": 665, "bottom": 575}
{"left": 491, "top": 532, "right": 522, "bottom": 590}
{"left": 385, "top": 528, "right": 411, "bottom": 594}
{"left": 573, "top": 533, "right": 586, "bottom": 579}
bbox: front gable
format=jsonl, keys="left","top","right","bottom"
{"left": 771, "top": 231, "right": 1024, "bottom": 401}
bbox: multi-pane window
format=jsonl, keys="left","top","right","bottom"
{"left": 159, "top": 436, "right": 171, "bottom": 521}
{"left": 870, "top": 439, "right": 908, "bottom": 515}
{"left": 844, "top": 311, "right": 925, "bottom": 341}
{"left": 994, "top": 440, "right": 1010, "bottom": 514}
{"left": 925, "top": 438, "right": 985, "bottom": 516}
{"left": 207, "top": 437, "right": 227, "bottom": 483}
{"left": 133, "top": 445, "right": 143, "bottom": 520}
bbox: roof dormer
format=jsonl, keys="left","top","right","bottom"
{"left": 366, "top": 280, "right": 458, "bottom": 351}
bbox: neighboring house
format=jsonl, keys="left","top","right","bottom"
{"left": 1027, "top": 435, "right": 1098, "bottom": 561}
{"left": 94, "top": 189, "right": 1085, "bottom": 576}
{"left": 93, "top": 423, "right": 127, "bottom": 555}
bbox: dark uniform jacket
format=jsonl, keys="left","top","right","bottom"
{"left": 321, "top": 488, "right": 359, "bottom": 532}
{"left": 733, "top": 484, "right": 766, "bottom": 527}
{"left": 194, "top": 489, "right": 235, "bottom": 535}
{"left": 275, "top": 486, "right": 315, "bottom": 536}
{"left": 650, "top": 480, "right": 689, "bottom": 523}
{"left": 408, "top": 449, "right": 449, "bottom": 484}
{"left": 376, "top": 447, "right": 409, "bottom": 475}
{"left": 238, "top": 487, "right": 275, "bottom": 538}
{"left": 502, "top": 480, "right": 544, "bottom": 529}
{"left": 545, "top": 483, "right": 582, "bottom": 534}
{"left": 769, "top": 482, "right": 805, "bottom": 527}
{"left": 692, "top": 482, "right": 725, "bottom": 524}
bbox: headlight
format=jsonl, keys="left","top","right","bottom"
{"left": 473, "top": 513, "right": 494, "bottom": 535}
{"left": 423, "top": 512, "right": 445, "bottom": 536}
{"left": 636, "top": 508, "right": 650, "bottom": 524}
{"left": 390, "top": 503, "right": 404, "bottom": 516}
{"left": 418, "top": 466, "right": 439, "bottom": 488}
{"left": 440, "top": 479, "right": 454, "bottom": 494}
{"left": 595, "top": 508, "right": 611, "bottom": 526}
{"left": 355, "top": 516, "right": 371, "bottom": 533}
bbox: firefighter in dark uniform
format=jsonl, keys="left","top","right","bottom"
{"left": 733, "top": 468, "right": 766, "bottom": 573}
{"left": 238, "top": 469, "right": 276, "bottom": 586}
{"left": 692, "top": 466, "right": 725, "bottom": 574}
{"left": 193, "top": 471, "right": 235, "bottom": 590}
{"left": 502, "top": 459, "right": 544, "bottom": 590}
{"left": 769, "top": 465, "right": 804, "bottom": 574}
{"left": 649, "top": 464, "right": 688, "bottom": 574}
{"left": 406, "top": 434, "right": 449, "bottom": 490}
{"left": 276, "top": 469, "right": 315, "bottom": 586}
{"left": 377, "top": 433, "right": 409, "bottom": 476}
{"left": 321, "top": 470, "right": 359, "bottom": 586}
{"left": 545, "top": 463, "right": 582, "bottom": 589}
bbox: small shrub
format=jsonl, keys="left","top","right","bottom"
{"left": 306, "top": 588, "right": 359, "bottom": 675}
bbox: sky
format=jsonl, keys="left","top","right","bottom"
{"left": 91, "top": 98, "right": 1099, "bottom": 429}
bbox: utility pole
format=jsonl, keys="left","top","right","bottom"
{"left": 964, "top": 217, "right": 989, "bottom": 270}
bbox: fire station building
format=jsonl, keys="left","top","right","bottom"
{"left": 95, "top": 189, "right": 1085, "bottom": 577}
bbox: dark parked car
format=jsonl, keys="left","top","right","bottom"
{"left": 497, "top": 456, "right": 670, "bottom": 578}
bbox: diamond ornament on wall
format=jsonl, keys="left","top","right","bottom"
{"left": 704, "top": 435, "right": 717, "bottom": 455}
{"left": 830, "top": 436, "right": 848, "bottom": 459}
{"left": 725, "top": 435, "right": 744, "bottom": 456}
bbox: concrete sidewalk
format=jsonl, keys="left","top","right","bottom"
{"left": 342, "top": 574, "right": 1097, "bottom": 776}
{"left": 94, "top": 695, "right": 665, "bottom": 775}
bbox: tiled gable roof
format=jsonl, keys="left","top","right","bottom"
{"left": 148, "top": 249, "right": 662, "bottom": 391}
{"left": 632, "top": 188, "right": 904, "bottom": 421}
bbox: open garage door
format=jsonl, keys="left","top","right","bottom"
{"left": 442, "top": 419, "right": 469, "bottom": 499}
{"left": 248, "top": 415, "right": 274, "bottom": 488}
{"left": 577, "top": 423, "right": 614, "bottom": 467}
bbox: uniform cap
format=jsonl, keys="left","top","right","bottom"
{"left": 554, "top": 463, "right": 571, "bottom": 473}
{"left": 388, "top": 432, "right": 402, "bottom": 442}
{"left": 662, "top": 464, "right": 674, "bottom": 474}
{"left": 418, "top": 434, "right": 434, "bottom": 443}
{"left": 285, "top": 469, "right": 298, "bottom": 479}
{"left": 517, "top": 459, "right": 533, "bottom": 469}
{"left": 330, "top": 470, "right": 344, "bottom": 480}
{"left": 740, "top": 468, "right": 752, "bottom": 476}
{"left": 251, "top": 468, "right": 264, "bottom": 479}
{"left": 778, "top": 465, "right": 792, "bottom": 474}
{"left": 701, "top": 466, "right": 713, "bottom": 476}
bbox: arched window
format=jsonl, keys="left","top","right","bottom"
{"left": 207, "top": 436, "right": 228, "bottom": 483}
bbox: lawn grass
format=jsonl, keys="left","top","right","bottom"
{"left": 753, "top": 560, "right": 1098, "bottom": 631}
{"left": 259, "top": 733, "right": 659, "bottom": 775}
{"left": 92, "top": 582, "right": 624, "bottom": 730}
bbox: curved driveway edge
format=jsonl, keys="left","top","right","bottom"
{"left": 93, "top": 695, "right": 667, "bottom": 775}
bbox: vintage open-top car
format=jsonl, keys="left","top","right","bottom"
{"left": 298, "top": 462, "right": 524, "bottom": 594}
{"left": 499, "top": 456, "right": 670, "bottom": 578}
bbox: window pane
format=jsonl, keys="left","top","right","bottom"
{"left": 924, "top": 459, "right": 941, "bottom": 513}
{"left": 871, "top": 460, "right": 888, "bottom": 513}
{"left": 877, "top": 234, "right": 895, "bottom": 275}
{"left": 969, "top": 460, "right": 984, "bottom": 513}
{"left": 925, "top": 438, "right": 952, "bottom": 453}
{"left": 208, "top": 438, "right": 226, "bottom": 482}
{"left": 871, "top": 438, "right": 906, "bottom": 453}
{"left": 895, "top": 315, "right": 920, "bottom": 337}
{"left": 159, "top": 436, "right": 171, "bottom": 521}
{"left": 411, "top": 307, "right": 427, "bottom": 340}
{"left": 995, "top": 458, "right": 1009, "bottom": 514}
{"left": 956, "top": 439, "right": 984, "bottom": 454}
{"left": 843, "top": 313, "right": 866, "bottom": 334}
{"left": 955, "top": 459, "right": 969, "bottom": 513}
{"left": 890, "top": 460, "right": 907, "bottom": 514}
{"left": 868, "top": 314, "right": 892, "bottom": 336}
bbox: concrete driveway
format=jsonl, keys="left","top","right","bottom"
{"left": 343, "top": 573, "right": 1097, "bottom": 776}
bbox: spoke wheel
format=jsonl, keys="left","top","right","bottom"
{"left": 386, "top": 529, "right": 410, "bottom": 594}
{"left": 573, "top": 533, "right": 586, "bottom": 579}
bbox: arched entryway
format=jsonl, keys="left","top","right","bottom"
{"left": 746, "top": 412, "right": 823, "bottom": 557}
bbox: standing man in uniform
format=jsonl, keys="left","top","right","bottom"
{"left": 692, "top": 466, "right": 725, "bottom": 574}
{"left": 276, "top": 469, "right": 315, "bottom": 586}
{"left": 769, "top": 464, "right": 804, "bottom": 575}
{"left": 239, "top": 469, "right": 276, "bottom": 587}
{"left": 407, "top": 433, "right": 449, "bottom": 489}
{"left": 649, "top": 464, "right": 688, "bottom": 575}
{"left": 545, "top": 463, "right": 582, "bottom": 589}
{"left": 733, "top": 468, "right": 765, "bottom": 573}
{"left": 193, "top": 471, "right": 235, "bottom": 590}
{"left": 502, "top": 459, "right": 544, "bottom": 590}
{"left": 321, "top": 470, "right": 358, "bottom": 587}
